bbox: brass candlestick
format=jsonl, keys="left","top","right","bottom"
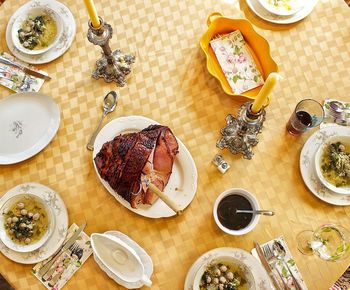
{"left": 87, "top": 17, "right": 135, "bottom": 86}
{"left": 216, "top": 102, "right": 266, "bottom": 159}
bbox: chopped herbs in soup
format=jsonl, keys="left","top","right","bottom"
{"left": 321, "top": 141, "right": 350, "bottom": 188}
{"left": 2, "top": 196, "right": 49, "bottom": 245}
{"left": 18, "top": 14, "right": 57, "bottom": 50}
{"left": 200, "top": 262, "right": 247, "bottom": 290}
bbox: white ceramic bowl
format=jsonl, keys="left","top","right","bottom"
{"left": 257, "top": 0, "right": 304, "bottom": 16}
{"left": 213, "top": 188, "right": 260, "bottom": 235}
{"left": 0, "top": 193, "right": 55, "bottom": 252}
{"left": 11, "top": 6, "right": 63, "bottom": 55}
{"left": 193, "top": 254, "right": 256, "bottom": 290}
{"left": 315, "top": 135, "right": 350, "bottom": 195}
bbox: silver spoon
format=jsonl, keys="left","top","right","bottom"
{"left": 272, "top": 241, "right": 303, "bottom": 290}
{"left": 86, "top": 91, "right": 118, "bottom": 151}
{"left": 235, "top": 209, "right": 275, "bottom": 216}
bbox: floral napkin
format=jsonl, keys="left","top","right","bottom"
{"left": 32, "top": 224, "right": 92, "bottom": 290}
{"left": 0, "top": 52, "right": 46, "bottom": 92}
{"left": 251, "top": 236, "right": 308, "bottom": 290}
{"left": 210, "top": 30, "right": 264, "bottom": 94}
{"left": 321, "top": 98, "right": 350, "bottom": 127}
{"left": 329, "top": 265, "right": 350, "bottom": 290}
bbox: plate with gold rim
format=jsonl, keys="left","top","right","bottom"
{"left": 0, "top": 183, "right": 68, "bottom": 264}
{"left": 300, "top": 125, "right": 350, "bottom": 206}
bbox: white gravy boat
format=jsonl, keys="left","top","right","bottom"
{"left": 91, "top": 233, "right": 152, "bottom": 287}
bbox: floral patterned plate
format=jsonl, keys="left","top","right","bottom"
{"left": 300, "top": 126, "right": 350, "bottom": 206}
{"left": 6, "top": 0, "right": 76, "bottom": 64}
{"left": 0, "top": 183, "right": 68, "bottom": 264}
{"left": 184, "top": 247, "right": 272, "bottom": 290}
{"left": 0, "top": 92, "right": 60, "bottom": 165}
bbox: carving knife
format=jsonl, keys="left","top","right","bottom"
{"left": 38, "top": 222, "right": 87, "bottom": 277}
{"left": 254, "top": 241, "right": 283, "bottom": 290}
{"left": 0, "top": 55, "right": 51, "bottom": 80}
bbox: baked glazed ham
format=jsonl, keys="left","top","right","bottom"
{"left": 94, "top": 125, "right": 179, "bottom": 208}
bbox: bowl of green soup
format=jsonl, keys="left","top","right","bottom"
{"left": 11, "top": 6, "right": 63, "bottom": 55}
{"left": 315, "top": 135, "right": 350, "bottom": 195}
{"left": 0, "top": 193, "right": 55, "bottom": 252}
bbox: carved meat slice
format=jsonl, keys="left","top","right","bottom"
{"left": 94, "top": 125, "right": 179, "bottom": 208}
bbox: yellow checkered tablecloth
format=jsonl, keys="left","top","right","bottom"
{"left": 0, "top": 0, "right": 350, "bottom": 289}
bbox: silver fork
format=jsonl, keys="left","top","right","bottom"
{"left": 262, "top": 244, "right": 289, "bottom": 290}
{"left": 42, "top": 242, "right": 79, "bottom": 281}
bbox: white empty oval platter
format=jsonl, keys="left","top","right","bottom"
{"left": 0, "top": 92, "right": 60, "bottom": 165}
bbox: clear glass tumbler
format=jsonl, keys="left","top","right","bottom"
{"left": 286, "top": 99, "right": 324, "bottom": 135}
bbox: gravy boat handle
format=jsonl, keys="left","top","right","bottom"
{"left": 141, "top": 274, "right": 152, "bottom": 287}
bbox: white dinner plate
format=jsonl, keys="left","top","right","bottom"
{"left": 300, "top": 126, "right": 350, "bottom": 206}
{"left": 0, "top": 92, "right": 60, "bottom": 165}
{"left": 0, "top": 183, "right": 68, "bottom": 264}
{"left": 92, "top": 116, "right": 198, "bottom": 218}
{"left": 6, "top": 0, "right": 76, "bottom": 64}
{"left": 246, "top": 0, "right": 318, "bottom": 24}
{"left": 92, "top": 231, "right": 153, "bottom": 289}
{"left": 184, "top": 247, "right": 272, "bottom": 290}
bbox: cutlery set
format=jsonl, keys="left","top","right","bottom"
{"left": 37, "top": 223, "right": 86, "bottom": 283}
{"left": 255, "top": 241, "right": 304, "bottom": 290}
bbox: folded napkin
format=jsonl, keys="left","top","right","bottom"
{"left": 329, "top": 265, "right": 350, "bottom": 290}
{"left": 321, "top": 98, "right": 350, "bottom": 127}
{"left": 0, "top": 52, "right": 46, "bottom": 92}
{"left": 32, "top": 224, "right": 92, "bottom": 290}
{"left": 251, "top": 236, "right": 308, "bottom": 290}
{"left": 210, "top": 30, "right": 264, "bottom": 94}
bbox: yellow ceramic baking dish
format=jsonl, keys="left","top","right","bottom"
{"left": 200, "top": 12, "right": 278, "bottom": 99}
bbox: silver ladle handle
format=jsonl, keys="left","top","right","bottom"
{"left": 236, "top": 209, "right": 275, "bottom": 216}
{"left": 87, "top": 111, "right": 107, "bottom": 151}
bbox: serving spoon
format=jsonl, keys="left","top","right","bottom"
{"left": 87, "top": 91, "right": 118, "bottom": 151}
{"left": 235, "top": 209, "right": 275, "bottom": 216}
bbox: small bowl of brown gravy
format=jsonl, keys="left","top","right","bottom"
{"left": 213, "top": 188, "right": 260, "bottom": 235}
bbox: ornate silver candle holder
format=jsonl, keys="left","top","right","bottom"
{"left": 87, "top": 17, "right": 135, "bottom": 86}
{"left": 216, "top": 102, "right": 266, "bottom": 160}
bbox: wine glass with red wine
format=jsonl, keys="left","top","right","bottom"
{"left": 286, "top": 99, "right": 324, "bottom": 135}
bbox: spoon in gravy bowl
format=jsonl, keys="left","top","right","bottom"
{"left": 235, "top": 209, "right": 275, "bottom": 216}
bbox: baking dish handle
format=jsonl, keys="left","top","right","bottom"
{"left": 207, "top": 12, "right": 223, "bottom": 27}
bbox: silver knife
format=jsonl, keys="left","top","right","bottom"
{"left": 38, "top": 222, "right": 86, "bottom": 277}
{"left": 0, "top": 55, "right": 51, "bottom": 80}
{"left": 254, "top": 241, "right": 284, "bottom": 290}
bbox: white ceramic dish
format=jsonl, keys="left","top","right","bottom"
{"left": 0, "top": 193, "right": 55, "bottom": 253}
{"left": 6, "top": 0, "right": 76, "bottom": 64}
{"left": 193, "top": 255, "right": 255, "bottom": 289}
{"left": 257, "top": 0, "right": 304, "bottom": 16}
{"left": 184, "top": 248, "right": 272, "bottom": 290}
{"left": 11, "top": 6, "right": 63, "bottom": 55}
{"left": 213, "top": 188, "right": 260, "bottom": 235}
{"left": 246, "top": 0, "right": 318, "bottom": 24}
{"left": 91, "top": 233, "right": 152, "bottom": 287}
{"left": 92, "top": 116, "right": 198, "bottom": 218}
{"left": 0, "top": 183, "right": 68, "bottom": 264}
{"left": 0, "top": 92, "right": 60, "bottom": 165}
{"left": 300, "top": 126, "right": 350, "bottom": 206}
{"left": 314, "top": 135, "right": 350, "bottom": 195}
{"left": 94, "top": 231, "right": 153, "bottom": 289}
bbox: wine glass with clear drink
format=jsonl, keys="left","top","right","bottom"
{"left": 296, "top": 224, "right": 350, "bottom": 261}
